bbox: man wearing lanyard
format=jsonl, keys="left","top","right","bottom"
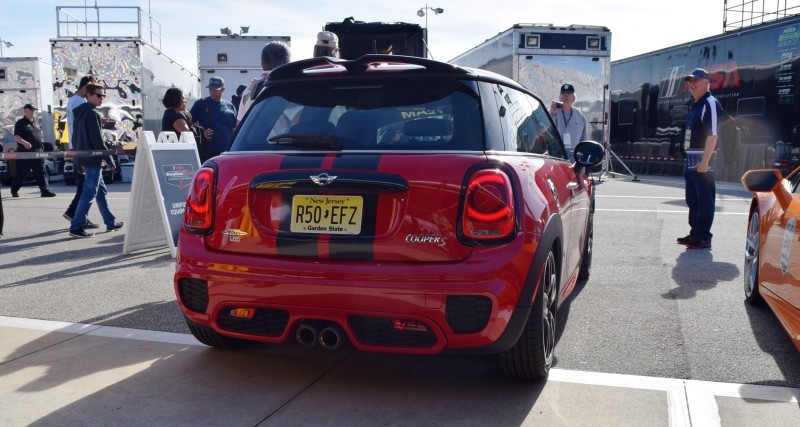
{"left": 549, "top": 84, "right": 588, "bottom": 162}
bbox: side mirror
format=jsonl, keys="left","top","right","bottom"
{"left": 742, "top": 169, "right": 793, "bottom": 211}
{"left": 573, "top": 140, "right": 605, "bottom": 168}
{"left": 741, "top": 169, "right": 781, "bottom": 192}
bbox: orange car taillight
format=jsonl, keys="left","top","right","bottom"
{"left": 184, "top": 167, "right": 215, "bottom": 234}
{"left": 461, "top": 169, "right": 516, "bottom": 241}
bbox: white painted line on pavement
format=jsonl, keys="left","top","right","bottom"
{"left": 597, "top": 195, "right": 749, "bottom": 201}
{"left": 684, "top": 380, "right": 800, "bottom": 427}
{"left": 4, "top": 315, "right": 800, "bottom": 427}
{"left": 596, "top": 209, "right": 748, "bottom": 216}
{"left": 0, "top": 315, "right": 202, "bottom": 346}
{"left": 549, "top": 368, "right": 691, "bottom": 427}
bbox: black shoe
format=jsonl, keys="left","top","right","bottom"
{"left": 676, "top": 235, "right": 694, "bottom": 245}
{"left": 41, "top": 191, "right": 56, "bottom": 197}
{"left": 85, "top": 220, "right": 100, "bottom": 230}
{"left": 62, "top": 213, "right": 73, "bottom": 222}
{"left": 11, "top": 192, "right": 19, "bottom": 198}
{"left": 686, "top": 238, "right": 711, "bottom": 249}
{"left": 107, "top": 222, "right": 124, "bottom": 232}
{"left": 69, "top": 228, "right": 94, "bottom": 238}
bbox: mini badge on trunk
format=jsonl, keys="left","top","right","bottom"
{"left": 222, "top": 229, "right": 248, "bottom": 242}
{"left": 311, "top": 173, "right": 337, "bottom": 187}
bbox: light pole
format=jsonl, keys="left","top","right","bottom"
{"left": 416, "top": 5, "right": 443, "bottom": 58}
{"left": 0, "top": 38, "right": 13, "bottom": 57}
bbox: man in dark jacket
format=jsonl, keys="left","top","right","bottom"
{"left": 68, "top": 84, "right": 123, "bottom": 238}
{"left": 11, "top": 104, "right": 56, "bottom": 197}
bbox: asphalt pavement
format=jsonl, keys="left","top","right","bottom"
{"left": 1, "top": 176, "right": 799, "bottom": 426}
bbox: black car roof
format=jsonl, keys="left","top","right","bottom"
{"left": 267, "top": 54, "right": 531, "bottom": 94}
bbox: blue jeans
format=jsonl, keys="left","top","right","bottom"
{"left": 684, "top": 166, "right": 715, "bottom": 241}
{"left": 70, "top": 166, "right": 115, "bottom": 231}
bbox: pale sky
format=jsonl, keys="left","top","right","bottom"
{"left": 1, "top": 0, "right": 733, "bottom": 109}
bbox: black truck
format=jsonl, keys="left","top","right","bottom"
{"left": 324, "top": 17, "right": 426, "bottom": 59}
{"left": 609, "top": 15, "right": 800, "bottom": 181}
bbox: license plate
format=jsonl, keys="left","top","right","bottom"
{"left": 290, "top": 195, "right": 363, "bottom": 235}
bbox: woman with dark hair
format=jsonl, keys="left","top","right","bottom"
{"left": 162, "top": 87, "right": 191, "bottom": 134}
{"left": 162, "top": 87, "right": 213, "bottom": 161}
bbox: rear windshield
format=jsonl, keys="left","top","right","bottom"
{"left": 231, "top": 77, "right": 484, "bottom": 152}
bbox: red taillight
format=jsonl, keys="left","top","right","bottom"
{"left": 461, "top": 169, "right": 515, "bottom": 241}
{"left": 184, "top": 167, "right": 215, "bottom": 233}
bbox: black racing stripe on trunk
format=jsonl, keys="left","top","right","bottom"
{"left": 276, "top": 156, "right": 321, "bottom": 256}
{"left": 332, "top": 154, "right": 381, "bottom": 170}
{"left": 328, "top": 194, "right": 378, "bottom": 261}
{"left": 329, "top": 154, "right": 381, "bottom": 260}
{"left": 280, "top": 154, "right": 325, "bottom": 169}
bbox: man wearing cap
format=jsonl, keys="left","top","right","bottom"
{"left": 314, "top": 31, "right": 340, "bottom": 58}
{"left": 677, "top": 68, "right": 722, "bottom": 250}
{"left": 11, "top": 104, "right": 56, "bottom": 198}
{"left": 550, "top": 84, "right": 588, "bottom": 162}
{"left": 190, "top": 76, "right": 238, "bottom": 158}
{"left": 237, "top": 41, "right": 291, "bottom": 123}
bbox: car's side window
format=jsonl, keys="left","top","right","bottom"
{"left": 530, "top": 102, "right": 566, "bottom": 159}
{"left": 495, "top": 85, "right": 529, "bottom": 152}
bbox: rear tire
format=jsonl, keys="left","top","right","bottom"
{"left": 499, "top": 248, "right": 557, "bottom": 380}
{"left": 185, "top": 317, "right": 247, "bottom": 349}
{"left": 0, "top": 178, "right": 11, "bottom": 186}
{"left": 744, "top": 209, "right": 765, "bottom": 306}
{"left": 578, "top": 212, "right": 593, "bottom": 281}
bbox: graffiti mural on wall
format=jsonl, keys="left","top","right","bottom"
{"left": 52, "top": 41, "right": 144, "bottom": 145}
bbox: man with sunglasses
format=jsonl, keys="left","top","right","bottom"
{"left": 68, "top": 84, "right": 123, "bottom": 238}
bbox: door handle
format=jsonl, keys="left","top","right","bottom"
{"left": 566, "top": 182, "right": 579, "bottom": 190}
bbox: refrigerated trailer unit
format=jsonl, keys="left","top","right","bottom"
{"left": 609, "top": 14, "right": 800, "bottom": 181}
{"left": 197, "top": 35, "right": 291, "bottom": 99}
{"left": 0, "top": 57, "right": 50, "bottom": 150}
{"left": 449, "top": 24, "right": 612, "bottom": 148}
{"left": 50, "top": 5, "right": 200, "bottom": 147}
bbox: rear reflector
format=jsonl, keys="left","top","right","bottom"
{"left": 229, "top": 308, "right": 255, "bottom": 319}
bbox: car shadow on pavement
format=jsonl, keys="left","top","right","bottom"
{"left": 743, "top": 302, "right": 800, "bottom": 389}
{"left": 664, "top": 250, "right": 739, "bottom": 300}
{"left": 1, "top": 306, "right": 552, "bottom": 426}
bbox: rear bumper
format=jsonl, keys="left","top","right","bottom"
{"left": 175, "top": 233, "right": 538, "bottom": 354}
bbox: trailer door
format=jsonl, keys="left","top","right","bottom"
{"left": 517, "top": 55, "right": 610, "bottom": 145}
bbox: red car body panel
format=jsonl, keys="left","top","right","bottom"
{"left": 175, "top": 152, "right": 590, "bottom": 353}
{"left": 174, "top": 56, "right": 602, "bottom": 365}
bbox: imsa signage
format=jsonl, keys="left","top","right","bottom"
{"left": 123, "top": 131, "right": 200, "bottom": 258}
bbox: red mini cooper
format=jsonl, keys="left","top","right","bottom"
{"left": 174, "top": 55, "right": 604, "bottom": 380}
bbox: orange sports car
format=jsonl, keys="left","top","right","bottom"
{"left": 742, "top": 165, "right": 800, "bottom": 351}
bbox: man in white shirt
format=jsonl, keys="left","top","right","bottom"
{"left": 63, "top": 75, "right": 99, "bottom": 229}
{"left": 549, "top": 84, "right": 588, "bottom": 162}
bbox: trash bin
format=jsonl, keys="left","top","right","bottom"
{"left": 120, "top": 163, "right": 134, "bottom": 183}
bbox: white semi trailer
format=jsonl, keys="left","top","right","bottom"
{"left": 450, "top": 24, "right": 612, "bottom": 147}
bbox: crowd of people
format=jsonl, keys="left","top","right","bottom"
{"left": 0, "top": 34, "right": 716, "bottom": 248}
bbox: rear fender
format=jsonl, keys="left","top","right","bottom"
{"left": 451, "top": 213, "right": 563, "bottom": 354}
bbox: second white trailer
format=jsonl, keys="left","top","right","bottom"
{"left": 450, "top": 24, "right": 612, "bottom": 146}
